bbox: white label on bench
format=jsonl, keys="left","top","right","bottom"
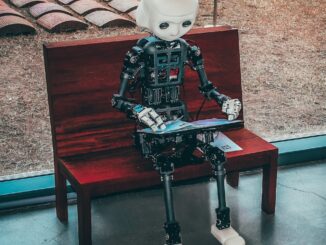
{"left": 210, "top": 132, "right": 243, "bottom": 152}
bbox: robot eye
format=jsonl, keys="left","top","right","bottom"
{"left": 159, "top": 22, "right": 169, "bottom": 30}
{"left": 182, "top": 20, "right": 192, "bottom": 27}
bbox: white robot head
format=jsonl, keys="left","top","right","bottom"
{"left": 136, "top": 0, "right": 198, "bottom": 41}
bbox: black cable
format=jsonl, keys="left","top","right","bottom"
{"left": 182, "top": 83, "right": 194, "bottom": 121}
{"left": 127, "top": 90, "right": 138, "bottom": 134}
{"left": 196, "top": 97, "right": 207, "bottom": 120}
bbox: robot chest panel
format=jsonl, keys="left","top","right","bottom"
{"left": 143, "top": 45, "right": 186, "bottom": 87}
{"left": 142, "top": 85, "right": 181, "bottom": 106}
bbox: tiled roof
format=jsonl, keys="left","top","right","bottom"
{"left": 0, "top": 0, "right": 138, "bottom": 35}
{"left": 0, "top": 0, "right": 36, "bottom": 34}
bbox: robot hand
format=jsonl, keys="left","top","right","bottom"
{"left": 222, "top": 99, "right": 242, "bottom": 121}
{"left": 133, "top": 104, "right": 166, "bottom": 132}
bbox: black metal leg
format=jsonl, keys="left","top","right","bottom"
{"left": 155, "top": 155, "right": 182, "bottom": 245}
{"left": 162, "top": 173, "right": 176, "bottom": 223}
{"left": 203, "top": 144, "right": 231, "bottom": 230}
{"left": 214, "top": 163, "right": 230, "bottom": 230}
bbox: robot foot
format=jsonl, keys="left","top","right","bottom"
{"left": 164, "top": 222, "right": 182, "bottom": 245}
{"left": 211, "top": 225, "right": 245, "bottom": 245}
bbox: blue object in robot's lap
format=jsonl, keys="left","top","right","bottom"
{"left": 138, "top": 118, "right": 243, "bottom": 134}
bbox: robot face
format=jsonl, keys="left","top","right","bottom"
{"left": 136, "top": 0, "right": 198, "bottom": 41}
{"left": 151, "top": 13, "right": 196, "bottom": 41}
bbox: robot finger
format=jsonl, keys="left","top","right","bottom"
{"left": 232, "top": 111, "right": 240, "bottom": 120}
{"left": 159, "top": 123, "right": 166, "bottom": 130}
{"left": 234, "top": 100, "right": 242, "bottom": 111}
{"left": 147, "top": 108, "right": 160, "bottom": 120}
{"left": 150, "top": 124, "right": 159, "bottom": 132}
{"left": 227, "top": 114, "right": 236, "bottom": 121}
{"left": 140, "top": 116, "right": 158, "bottom": 131}
{"left": 138, "top": 107, "right": 152, "bottom": 118}
{"left": 155, "top": 116, "right": 166, "bottom": 130}
{"left": 148, "top": 109, "right": 166, "bottom": 130}
{"left": 222, "top": 101, "right": 229, "bottom": 113}
{"left": 222, "top": 106, "right": 227, "bottom": 114}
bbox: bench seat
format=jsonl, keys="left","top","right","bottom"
{"left": 59, "top": 128, "right": 277, "bottom": 193}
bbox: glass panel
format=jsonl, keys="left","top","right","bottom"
{"left": 0, "top": 0, "right": 325, "bottom": 178}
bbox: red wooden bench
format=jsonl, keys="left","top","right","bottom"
{"left": 43, "top": 26, "right": 278, "bottom": 245}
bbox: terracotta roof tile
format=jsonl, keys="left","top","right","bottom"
{"left": 0, "top": 7, "right": 25, "bottom": 18}
{"left": 10, "top": 0, "right": 46, "bottom": 8}
{"left": 85, "top": 10, "right": 135, "bottom": 28}
{"left": 128, "top": 9, "right": 136, "bottom": 20}
{"left": 57, "top": 0, "right": 78, "bottom": 5}
{"left": 0, "top": 15, "right": 36, "bottom": 35}
{"left": 37, "top": 12, "right": 87, "bottom": 32}
{"left": 70, "top": 0, "right": 110, "bottom": 16}
{"left": 29, "top": 3, "right": 72, "bottom": 18}
{"left": 107, "top": 0, "right": 138, "bottom": 13}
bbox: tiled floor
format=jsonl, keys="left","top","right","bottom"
{"left": 0, "top": 160, "right": 326, "bottom": 245}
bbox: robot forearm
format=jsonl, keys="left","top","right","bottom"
{"left": 199, "top": 81, "right": 230, "bottom": 106}
{"left": 111, "top": 95, "right": 166, "bottom": 132}
{"left": 210, "top": 90, "right": 230, "bottom": 106}
{"left": 187, "top": 44, "right": 230, "bottom": 107}
{"left": 111, "top": 94, "right": 136, "bottom": 119}
{"left": 111, "top": 71, "right": 138, "bottom": 118}
{"left": 189, "top": 46, "right": 241, "bottom": 121}
{"left": 198, "top": 76, "right": 241, "bottom": 121}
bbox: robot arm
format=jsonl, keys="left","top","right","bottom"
{"left": 187, "top": 44, "right": 242, "bottom": 121}
{"left": 111, "top": 46, "right": 143, "bottom": 118}
{"left": 111, "top": 46, "right": 165, "bottom": 131}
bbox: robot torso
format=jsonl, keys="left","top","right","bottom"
{"left": 137, "top": 36, "right": 189, "bottom": 121}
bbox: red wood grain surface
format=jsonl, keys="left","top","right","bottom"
{"left": 44, "top": 26, "right": 243, "bottom": 158}
{"left": 59, "top": 128, "right": 276, "bottom": 195}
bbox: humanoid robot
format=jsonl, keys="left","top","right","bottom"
{"left": 111, "top": 0, "right": 245, "bottom": 244}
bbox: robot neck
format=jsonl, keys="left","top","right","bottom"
{"left": 150, "top": 34, "right": 182, "bottom": 46}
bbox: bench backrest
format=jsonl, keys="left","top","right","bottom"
{"left": 44, "top": 26, "right": 243, "bottom": 158}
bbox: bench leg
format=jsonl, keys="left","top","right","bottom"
{"left": 55, "top": 167, "right": 68, "bottom": 222}
{"left": 226, "top": 172, "right": 239, "bottom": 188}
{"left": 77, "top": 190, "right": 92, "bottom": 245}
{"left": 262, "top": 158, "right": 277, "bottom": 214}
